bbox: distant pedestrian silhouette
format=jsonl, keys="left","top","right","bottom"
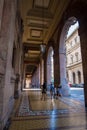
{"left": 41, "top": 82, "right": 47, "bottom": 101}
{"left": 50, "top": 82, "right": 54, "bottom": 99}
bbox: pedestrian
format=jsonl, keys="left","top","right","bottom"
{"left": 56, "top": 84, "right": 62, "bottom": 99}
{"left": 50, "top": 82, "right": 54, "bottom": 99}
{"left": 58, "top": 84, "right": 62, "bottom": 97}
{"left": 41, "top": 82, "right": 47, "bottom": 101}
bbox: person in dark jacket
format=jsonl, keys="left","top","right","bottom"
{"left": 56, "top": 84, "right": 62, "bottom": 97}
{"left": 41, "top": 82, "right": 47, "bottom": 101}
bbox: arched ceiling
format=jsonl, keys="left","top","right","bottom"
{"left": 19, "top": 0, "right": 71, "bottom": 76}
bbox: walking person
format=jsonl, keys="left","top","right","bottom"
{"left": 56, "top": 84, "right": 62, "bottom": 98}
{"left": 50, "top": 82, "right": 54, "bottom": 99}
{"left": 54, "top": 84, "right": 62, "bottom": 99}
{"left": 41, "top": 82, "right": 47, "bottom": 101}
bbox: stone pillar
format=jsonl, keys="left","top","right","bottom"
{"left": 40, "top": 55, "right": 43, "bottom": 86}
{"left": 79, "top": 18, "right": 87, "bottom": 107}
{"left": 59, "top": 50, "right": 70, "bottom": 96}
{"left": 54, "top": 50, "right": 60, "bottom": 88}
{"left": 47, "top": 51, "right": 53, "bottom": 86}
{"left": 0, "top": 0, "right": 17, "bottom": 129}
{"left": 40, "top": 53, "right": 45, "bottom": 85}
{"left": 47, "top": 62, "right": 51, "bottom": 85}
{"left": 44, "top": 54, "right": 47, "bottom": 83}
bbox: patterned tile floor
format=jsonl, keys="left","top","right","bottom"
{"left": 9, "top": 90, "right": 87, "bottom": 130}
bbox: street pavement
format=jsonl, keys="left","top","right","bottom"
{"left": 70, "top": 87, "right": 84, "bottom": 102}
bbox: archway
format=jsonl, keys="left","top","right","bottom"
{"left": 59, "top": 15, "right": 84, "bottom": 98}
{"left": 59, "top": 17, "right": 77, "bottom": 96}
{"left": 47, "top": 47, "right": 54, "bottom": 89}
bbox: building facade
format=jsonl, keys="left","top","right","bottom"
{"left": 66, "top": 27, "right": 84, "bottom": 84}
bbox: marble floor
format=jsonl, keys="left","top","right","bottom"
{"left": 9, "top": 90, "right": 87, "bottom": 130}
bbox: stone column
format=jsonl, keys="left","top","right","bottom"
{"left": 0, "top": 0, "right": 17, "bottom": 129}
{"left": 59, "top": 49, "right": 70, "bottom": 96}
{"left": 79, "top": 18, "right": 87, "bottom": 107}
{"left": 54, "top": 50, "right": 60, "bottom": 88}
{"left": 44, "top": 54, "right": 47, "bottom": 83}
{"left": 40, "top": 55, "right": 43, "bottom": 86}
{"left": 40, "top": 53, "right": 45, "bottom": 85}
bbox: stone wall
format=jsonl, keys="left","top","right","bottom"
{"left": 0, "top": 1, "right": 17, "bottom": 129}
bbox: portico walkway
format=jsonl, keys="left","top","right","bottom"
{"left": 9, "top": 90, "right": 87, "bottom": 130}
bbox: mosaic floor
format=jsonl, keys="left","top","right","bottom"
{"left": 9, "top": 90, "right": 87, "bottom": 130}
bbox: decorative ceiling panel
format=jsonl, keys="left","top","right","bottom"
{"left": 31, "top": 29, "right": 42, "bottom": 37}
{"left": 34, "top": 0, "right": 50, "bottom": 8}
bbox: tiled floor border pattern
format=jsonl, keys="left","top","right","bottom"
{"left": 15, "top": 92, "right": 85, "bottom": 117}
{"left": 26, "top": 125, "right": 87, "bottom": 130}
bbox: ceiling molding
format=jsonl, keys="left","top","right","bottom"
{"left": 27, "top": 8, "right": 53, "bottom": 19}
{"left": 24, "top": 62, "right": 38, "bottom": 67}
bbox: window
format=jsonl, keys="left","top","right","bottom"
{"left": 71, "top": 55, "right": 73, "bottom": 64}
{"left": 75, "top": 52, "right": 78, "bottom": 62}
{"left": 72, "top": 72, "right": 76, "bottom": 84}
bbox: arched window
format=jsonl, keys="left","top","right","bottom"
{"left": 72, "top": 72, "right": 75, "bottom": 83}
{"left": 78, "top": 71, "right": 81, "bottom": 83}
